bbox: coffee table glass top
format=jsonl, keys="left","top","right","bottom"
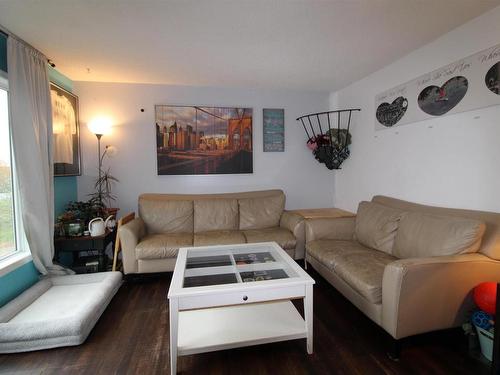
{"left": 182, "top": 243, "right": 299, "bottom": 288}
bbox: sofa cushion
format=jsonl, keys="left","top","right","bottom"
{"left": 194, "top": 199, "right": 238, "bottom": 233}
{"left": 306, "top": 239, "right": 373, "bottom": 270}
{"left": 333, "top": 249, "right": 396, "bottom": 304}
{"left": 194, "top": 230, "right": 246, "bottom": 246}
{"left": 135, "top": 233, "right": 193, "bottom": 259}
{"left": 307, "top": 239, "right": 396, "bottom": 303}
{"left": 139, "top": 199, "right": 193, "bottom": 234}
{"left": 355, "top": 201, "right": 405, "bottom": 254}
{"left": 239, "top": 194, "right": 285, "bottom": 230}
{"left": 243, "top": 227, "right": 296, "bottom": 250}
{"left": 393, "top": 212, "right": 486, "bottom": 258}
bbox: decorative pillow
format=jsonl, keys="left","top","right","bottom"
{"left": 355, "top": 201, "right": 406, "bottom": 254}
{"left": 194, "top": 199, "right": 238, "bottom": 233}
{"left": 393, "top": 212, "right": 486, "bottom": 258}
{"left": 239, "top": 194, "right": 285, "bottom": 230}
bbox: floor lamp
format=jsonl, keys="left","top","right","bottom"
{"left": 88, "top": 117, "right": 112, "bottom": 207}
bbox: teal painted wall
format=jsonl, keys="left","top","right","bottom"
{"left": 49, "top": 67, "right": 77, "bottom": 216}
{"left": 49, "top": 66, "right": 73, "bottom": 92}
{"left": 0, "top": 33, "right": 7, "bottom": 72}
{"left": 0, "top": 262, "right": 39, "bottom": 307}
{"left": 49, "top": 68, "right": 77, "bottom": 266}
{"left": 54, "top": 176, "right": 78, "bottom": 216}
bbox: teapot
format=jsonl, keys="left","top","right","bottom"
{"left": 89, "top": 216, "right": 116, "bottom": 237}
{"left": 105, "top": 215, "right": 117, "bottom": 230}
{"left": 88, "top": 217, "right": 106, "bottom": 237}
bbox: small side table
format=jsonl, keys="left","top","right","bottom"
{"left": 290, "top": 207, "right": 355, "bottom": 220}
{"left": 54, "top": 230, "right": 117, "bottom": 273}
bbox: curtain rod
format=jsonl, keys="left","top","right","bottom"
{"left": 0, "top": 23, "right": 55, "bottom": 67}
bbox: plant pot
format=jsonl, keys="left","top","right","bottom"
{"left": 65, "top": 220, "right": 84, "bottom": 237}
{"left": 105, "top": 207, "right": 119, "bottom": 217}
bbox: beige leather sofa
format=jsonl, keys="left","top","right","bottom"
{"left": 119, "top": 190, "right": 305, "bottom": 275}
{"left": 305, "top": 195, "right": 500, "bottom": 343}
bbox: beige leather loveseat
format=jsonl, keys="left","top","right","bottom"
{"left": 119, "top": 190, "right": 304, "bottom": 275}
{"left": 305, "top": 195, "right": 500, "bottom": 344}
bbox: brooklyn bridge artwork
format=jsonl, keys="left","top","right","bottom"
{"left": 155, "top": 105, "right": 253, "bottom": 175}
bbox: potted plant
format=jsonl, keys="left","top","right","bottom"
{"left": 89, "top": 167, "right": 119, "bottom": 216}
{"left": 89, "top": 145, "right": 119, "bottom": 217}
{"left": 56, "top": 200, "right": 103, "bottom": 236}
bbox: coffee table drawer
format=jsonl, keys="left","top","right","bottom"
{"left": 178, "top": 284, "right": 306, "bottom": 310}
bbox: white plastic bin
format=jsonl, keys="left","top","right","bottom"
{"left": 476, "top": 326, "right": 494, "bottom": 361}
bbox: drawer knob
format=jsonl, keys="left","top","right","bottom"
{"left": 242, "top": 295, "right": 248, "bottom": 301}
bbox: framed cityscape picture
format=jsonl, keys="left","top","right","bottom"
{"left": 155, "top": 105, "right": 253, "bottom": 175}
{"left": 50, "top": 83, "right": 81, "bottom": 176}
{"left": 263, "top": 108, "right": 284, "bottom": 152}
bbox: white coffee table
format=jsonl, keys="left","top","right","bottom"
{"left": 167, "top": 242, "right": 315, "bottom": 374}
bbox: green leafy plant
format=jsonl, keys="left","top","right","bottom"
{"left": 325, "top": 128, "right": 352, "bottom": 149}
{"left": 56, "top": 200, "right": 105, "bottom": 226}
{"left": 89, "top": 168, "right": 119, "bottom": 209}
{"left": 89, "top": 145, "right": 119, "bottom": 209}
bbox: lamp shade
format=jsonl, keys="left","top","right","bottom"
{"left": 88, "top": 117, "right": 112, "bottom": 135}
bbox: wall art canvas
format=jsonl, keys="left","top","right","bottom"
{"left": 486, "top": 61, "right": 500, "bottom": 95}
{"left": 417, "top": 76, "right": 468, "bottom": 116}
{"left": 155, "top": 105, "right": 253, "bottom": 175}
{"left": 376, "top": 96, "right": 408, "bottom": 127}
{"left": 51, "top": 83, "right": 81, "bottom": 176}
{"left": 263, "top": 108, "right": 284, "bottom": 152}
{"left": 375, "top": 42, "right": 500, "bottom": 130}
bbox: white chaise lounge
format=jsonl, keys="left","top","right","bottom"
{"left": 0, "top": 271, "right": 122, "bottom": 353}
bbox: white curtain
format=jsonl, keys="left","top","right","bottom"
{"left": 7, "top": 37, "right": 69, "bottom": 275}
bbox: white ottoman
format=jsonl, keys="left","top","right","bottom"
{"left": 0, "top": 271, "right": 122, "bottom": 353}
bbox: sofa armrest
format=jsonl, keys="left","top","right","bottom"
{"left": 118, "top": 217, "right": 146, "bottom": 274}
{"left": 305, "top": 216, "right": 356, "bottom": 242}
{"left": 280, "top": 211, "right": 305, "bottom": 259}
{"left": 382, "top": 253, "right": 500, "bottom": 339}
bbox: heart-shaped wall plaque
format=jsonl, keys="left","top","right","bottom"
{"left": 376, "top": 96, "right": 408, "bottom": 127}
{"left": 485, "top": 62, "right": 500, "bottom": 95}
{"left": 417, "top": 76, "right": 468, "bottom": 116}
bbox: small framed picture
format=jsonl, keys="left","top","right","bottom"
{"left": 263, "top": 108, "right": 284, "bottom": 152}
{"left": 50, "top": 82, "right": 81, "bottom": 176}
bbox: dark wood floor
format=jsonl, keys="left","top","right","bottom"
{"left": 0, "top": 268, "right": 489, "bottom": 375}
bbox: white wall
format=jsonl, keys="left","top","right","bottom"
{"left": 331, "top": 6, "right": 500, "bottom": 212}
{"left": 73, "top": 82, "right": 332, "bottom": 214}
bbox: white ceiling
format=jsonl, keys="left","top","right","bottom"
{"left": 0, "top": 0, "right": 499, "bottom": 92}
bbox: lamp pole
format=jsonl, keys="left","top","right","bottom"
{"left": 95, "top": 133, "right": 103, "bottom": 207}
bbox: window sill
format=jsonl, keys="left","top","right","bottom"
{"left": 0, "top": 252, "right": 32, "bottom": 277}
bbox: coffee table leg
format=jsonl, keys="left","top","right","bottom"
{"left": 305, "top": 284, "right": 313, "bottom": 354}
{"left": 169, "top": 297, "right": 178, "bottom": 375}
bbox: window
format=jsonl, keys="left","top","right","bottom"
{"left": 0, "top": 85, "right": 16, "bottom": 260}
